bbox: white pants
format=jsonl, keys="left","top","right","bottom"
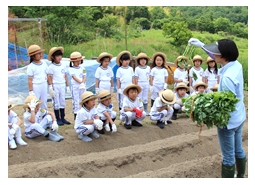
{"left": 138, "top": 81, "right": 149, "bottom": 104}
{"left": 75, "top": 124, "right": 95, "bottom": 136}
{"left": 150, "top": 109, "right": 173, "bottom": 122}
{"left": 24, "top": 115, "right": 53, "bottom": 138}
{"left": 52, "top": 83, "right": 66, "bottom": 110}
{"left": 71, "top": 84, "right": 86, "bottom": 114}
{"left": 151, "top": 83, "right": 164, "bottom": 100}
{"left": 120, "top": 111, "right": 146, "bottom": 125}
{"left": 8, "top": 126, "right": 22, "bottom": 142}
{"left": 117, "top": 82, "right": 130, "bottom": 108}
{"left": 99, "top": 80, "right": 111, "bottom": 93}
{"left": 173, "top": 103, "right": 182, "bottom": 111}
{"left": 99, "top": 111, "right": 117, "bottom": 121}
{"left": 33, "top": 82, "right": 48, "bottom": 110}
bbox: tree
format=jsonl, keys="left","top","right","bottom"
{"left": 150, "top": 6, "right": 168, "bottom": 22}
{"left": 196, "top": 16, "right": 208, "bottom": 33}
{"left": 214, "top": 17, "right": 231, "bottom": 33}
{"left": 133, "top": 17, "right": 151, "bottom": 30}
{"left": 126, "top": 6, "right": 150, "bottom": 23}
{"left": 162, "top": 21, "right": 192, "bottom": 46}
{"left": 96, "top": 14, "right": 119, "bottom": 37}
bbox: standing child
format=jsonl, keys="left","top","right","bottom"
{"left": 150, "top": 89, "right": 175, "bottom": 129}
{"left": 149, "top": 52, "right": 169, "bottom": 107}
{"left": 68, "top": 51, "right": 87, "bottom": 120}
{"left": 204, "top": 56, "right": 220, "bottom": 93}
{"left": 116, "top": 51, "right": 135, "bottom": 110}
{"left": 173, "top": 56, "right": 189, "bottom": 87}
{"left": 120, "top": 84, "right": 146, "bottom": 129}
{"left": 191, "top": 82, "right": 208, "bottom": 95}
{"left": 97, "top": 90, "right": 117, "bottom": 134}
{"left": 48, "top": 47, "right": 71, "bottom": 126}
{"left": 95, "top": 52, "right": 114, "bottom": 95}
{"left": 210, "top": 84, "right": 219, "bottom": 92}
{"left": 74, "top": 91, "right": 103, "bottom": 142}
{"left": 8, "top": 101, "right": 27, "bottom": 149}
{"left": 26, "top": 44, "right": 49, "bottom": 110}
{"left": 134, "top": 52, "right": 151, "bottom": 115}
{"left": 189, "top": 55, "right": 205, "bottom": 94}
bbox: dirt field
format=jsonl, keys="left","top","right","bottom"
{"left": 8, "top": 90, "right": 248, "bottom": 178}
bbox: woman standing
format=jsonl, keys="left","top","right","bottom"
{"left": 189, "top": 38, "right": 247, "bottom": 178}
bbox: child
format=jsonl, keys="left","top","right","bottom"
{"left": 68, "top": 51, "right": 87, "bottom": 120}
{"left": 204, "top": 56, "right": 220, "bottom": 93}
{"left": 120, "top": 84, "right": 146, "bottom": 129}
{"left": 95, "top": 52, "right": 114, "bottom": 95}
{"left": 97, "top": 90, "right": 117, "bottom": 134}
{"left": 8, "top": 101, "right": 27, "bottom": 149}
{"left": 116, "top": 51, "right": 135, "bottom": 110}
{"left": 134, "top": 52, "right": 151, "bottom": 115}
{"left": 74, "top": 91, "right": 103, "bottom": 142}
{"left": 149, "top": 52, "right": 168, "bottom": 107}
{"left": 172, "top": 82, "right": 190, "bottom": 120}
{"left": 48, "top": 47, "right": 71, "bottom": 126}
{"left": 150, "top": 89, "right": 175, "bottom": 129}
{"left": 174, "top": 56, "right": 189, "bottom": 87}
{"left": 26, "top": 44, "right": 49, "bottom": 110}
{"left": 189, "top": 55, "right": 205, "bottom": 94}
{"left": 210, "top": 84, "right": 219, "bottom": 92}
{"left": 23, "top": 95, "right": 63, "bottom": 142}
{"left": 191, "top": 82, "right": 208, "bottom": 95}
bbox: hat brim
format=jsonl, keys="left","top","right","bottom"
{"left": 174, "top": 84, "right": 190, "bottom": 92}
{"left": 97, "top": 53, "right": 113, "bottom": 63}
{"left": 123, "top": 85, "right": 142, "bottom": 96}
{"left": 26, "top": 49, "right": 45, "bottom": 57}
{"left": 205, "top": 58, "right": 215, "bottom": 65}
{"left": 135, "top": 55, "right": 150, "bottom": 63}
{"left": 8, "top": 104, "right": 16, "bottom": 110}
{"left": 98, "top": 93, "right": 115, "bottom": 102}
{"left": 23, "top": 100, "right": 43, "bottom": 109}
{"left": 116, "top": 51, "right": 132, "bottom": 66}
{"left": 151, "top": 52, "right": 167, "bottom": 64}
{"left": 159, "top": 90, "right": 176, "bottom": 105}
{"left": 193, "top": 83, "right": 208, "bottom": 91}
{"left": 68, "top": 56, "right": 85, "bottom": 62}
{"left": 47, "top": 47, "right": 64, "bottom": 61}
{"left": 202, "top": 44, "right": 221, "bottom": 55}
{"left": 80, "top": 95, "right": 98, "bottom": 105}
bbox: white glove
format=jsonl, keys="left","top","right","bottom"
{"left": 27, "top": 99, "right": 38, "bottom": 111}
{"left": 48, "top": 85, "right": 56, "bottom": 98}
{"left": 163, "top": 116, "right": 167, "bottom": 125}
{"left": 149, "top": 85, "right": 153, "bottom": 94}
{"left": 94, "top": 119, "right": 103, "bottom": 130}
{"left": 182, "top": 79, "right": 189, "bottom": 85}
{"left": 110, "top": 87, "right": 114, "bottom": 94}
{"left": 9, "top": 124, "right": 19, "bottom": 135}
{"left": 167, "top": 105, "right": 173, "bottom": 112}
{"left": 105, "top": 124, "right": 111, "bottom": 132}
{"left": 182, "top": 106, "right": 186, "bottom": 112}
{"left": 111, "top": 124, "right": 117, "bottom": 132}
{"left": 188, "top": 38, "right": 205, "bottom": 48}
{"left": 29, "top": 91, "right": 35, "bottom": 96}
{"left": 66, "top": 86, "right": 71, "bottom": 94}
{"left": 95, "top": 87, "right": 99, "bottom": 95}
{"left": 117, "top": 89, "right": 122, "bottom": 95}
{"left": 176, "top": 99, "right": 183, "bottom": 106}
{"left": 79, "top": 83, "right": 86, "bottom": 90}
{"left": 51, "top": 121, "right": 59, "bottom": 132}
{"left": 190, "top": 86, "right": 194, "bottom": 93}
{"left": 164, "top": 83, "right": 168, "bottom": 90}
{"left": 205, "top": 87, "right": 210, "bottom": 93}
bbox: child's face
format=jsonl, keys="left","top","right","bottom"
{"left": 139, "top": 58, "right": 147, "bottom": 66}
{"left": 212, "top": 89, "right": 217, "bottom": 92}
{"left": 34, "top": 104, "right": 40, "bottom": 113}
{"left": 52, "top": 55, "right": 62, "bottom": 64}
{"left": 155, "top": 56, "right": 164, "bottom": 67}
{"left": 32, "top": 53, "right": 41, "bottom": 62}
{"left": 73, "top": 60, "right": 81, "bottom": 67}
{"left": 197, "top": 86, "right": 205, "bottom": 93}
{"left": 208, "top": 61, "right": 216, "bottom": 68}
{"left": 85, "top": 99, "right": 96, "bottom": 109}
{"left": 101, "top": 58, "right": 110, "bottom": 68}
{"left": 177, "top": 88, "right": 187, "bottom": 97}
{"left": 8, "top": 110, "right": 10, "bottom": 115}
{"left": 120, "top": 59, "right": 130, "bottom": 67}
{"left": 194, "top": 60, "right": 201, "bottom": 67}
{"left": 101, "top": 98, "right": 112, "bottom": 107}
{"left": 128, "top": 89, "right": 138, "bottom": 101}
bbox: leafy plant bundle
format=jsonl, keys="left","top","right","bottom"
{"left": 178, "top": 43, "right": 196, "bottom": 70}
{"left": 182, "top": 91, "right": 240, "bottom": 129}
{"left": 192, "top": 71, "right": 198, "bottom": 81}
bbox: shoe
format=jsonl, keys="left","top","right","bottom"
{"left": 90, "top": 131, "right": 100, "bottom": 138}
{"left": 78, "top": 133, "right": 92, "bottom": 142}
{"left": 166, "top": 120, "right": 172, "bottom": 124}
{"left": 97, "top": 129, "right": 105, "bottom": 134}
{"left": 50, "top": 130, "right": 64, "bottom": 140}
{"left": 124, "top": 124, "right": 132, "bottom": 129}
{"left": 74, "top": 114, "right": 77, "bottom": 120}
{"left": 143, "top": 103, "right": 150, "bottom": 116}
{"left": 151, "top": 99, "right": 155, "bottom": 108}
{"left": 221, "top": 163, "right": 235, "bottom": 178}
{"left": 45, "top": 132, "right": 61, "bottom": 142}
{"left": 15, "top": 137, "right": 27, "bottom": 145}
{"left": 9, "top": 139, "right": 17, "bottom": 149}
{"left": 131, "top": 120, "right": 143, "bottom": 127}
{"left": 60, "top": 108, "right": 71, "bottom": 125}
{"left": 156, "top": 120, "right": 164, "bottom": 129}
{"left": 171, "top": 108, "right": 178, "bottom": 120}
{"left": 236, "top": 157, "right": 247, "bottom": 178}
{"left": 54, "top": 109, "right": 64, "bottom": 126}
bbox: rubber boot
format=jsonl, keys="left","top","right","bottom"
{"left": 171, "top": 108, "right": 178, "bottom": 120}
{"left": 74, "top": 114, "right": 77, "bottom": 120}
{"left": 60, "top": 108, "right": 71, "bottom": 125}
{"left": 54, "top": 109, "right": 64, "bottom": 126}
{"left": 236, "top": 157, "right": 247, "bottom": 178}
{"left": 143, "top": 103, "right": 150, "bottom": 116}
{"left": 156, "top": 120, "right": 164, "bottom": 129}
{"left": 221, "top": 163, "right": 235, "bottom": 178}
{"left": 151, "top": 99, "right": 155, "bottom": 108}
{"left": 43, "top": 130, "right": 60, "bottom": 142}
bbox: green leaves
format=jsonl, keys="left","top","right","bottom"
{"left": 193, "top": 71, "right": 198, "bottom": 81}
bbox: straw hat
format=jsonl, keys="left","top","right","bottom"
{"left": 135, "top": 52, "right": 150, "bottom": 63}
{"left": 193, "top": 82, "right": 208, "bottom": 91}
{"left": 80, "top": 91, "right": 97, "bottom": 105}
{"left": 116, "top": 51, "right": 132, "bottom": 66}
{"left": 151, "top": 52, "right": 167, "bottom": 64}
{"left": 192, "top": 55, "right": 205, "bottom": 63}
{"left": 174, "top": 82, "right": 190, "bottom": 92}
{"left": 210, "top": 84, "right": 219, "bottom": 91}
{"left": 98, "top": 90, "right": 115, "bottom": 102}
{"left": 23, "top": 95, "right": 43, "bottom": 109}
{"left": 205, "top": 56, "right": 215, "bottom": 65}
{"left": 68, "top": 51, "right": 85, "bottom": 62}
{"left": 159, "top": 89, "right": 176, "bottom": 105}
{"left": 47, "top": 46, "right": 64, "bottom": 61}
{"left": 174, "top": 56, "right": 189, "bottom": 67}
{"left": 97, "top": 52, "right": 113, "bottom": 63}
{"left": 26, "top": 44, "right": 45, "bottom": 57}
{"left": 123, "top": 84, "right": 142, "bottom": 96}
{"left": 8, "top": 101, "right": 15, "bottom": 111}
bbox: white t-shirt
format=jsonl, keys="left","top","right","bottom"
{"left": 134, "top": 66, "right": 151, "bottom": 82}
{"left": 204, "top": 68, "right": 219, "bottom": 82}
{"left": 121, "top": 96, "right": 143, "bottom": 113}
{"left": 8, "top": 110, "right": 17, "bottom": 124}
{"left": 150, "top": 67, "right": 168, "bottom": 84}
{"left": 150, "top": 96, "right": 167, "bottom": 114}
{"left": 95, "top": 66, "right": 114, "bottom": 81}
{"left": 97, "top": 102, "right": 113, "bottom": 118}
{"left": 68, "top": 66, "right": 87, "bottom": 86}
{"left": 27, "top": 61, "right": 49, "bottom": 84}
{"left": 48, "top": 62, "right": 67, "bottom": 84}
{"left": 189, "top": 67, "right": 204, "bottom": 86}
{"left": 23, "top": 108, "right": 48, "bottom": 128}
{"left": 116, "top": 66, "right": 134, "bottom": 84}
{"left": 174, "top": 92, "right": 189, "bottom": 100}
{"left": 174, "top": 67, "right": 188, "bottom": 87}
{"left": 74, "top": 105, "right": 97, "bottom": 129}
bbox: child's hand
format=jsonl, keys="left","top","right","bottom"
{"left": 112, "top": 124, "right": 117, "bottom": 132}
{"left": 66, "top": 86, "right": 71, "bottom": 94}
{"left": 176, "top": 99, "right": 183, "bottom": 105}
{"left": 27, "top": 99, "right": 38, "bottom": 111}
{"left": 48, "top": 85, "right": 56, "bottom": 98}
{"left": 182, "top": 79, "right": 189, "bottom": 85}
{"left": 117, "top": 89, "right": 122, "bottom": 94}
{"left": 94, "top": 119, "right": 103, "bottom": 130}
{"left": 79, "top": 83, "right": 86, "bottom": 90}
{"left": 51, "top": 121, "right": 59, "bottom": 132}
{"left": 105, "top": 124, "right": 111, "bottom": 132}
{"left": 133, "top": 108, "right": 143, "bottom": 118}
{"left": 29, "top": 91, "right": 35, "bottom": 96}
{"left": 9, "top": 124, "right": 19, "bottom": 135}
{"left": 95, "top": 87, "right": 99, "bottom": 95}
{"left": 110, "top": 87, "right": 114, "bottom": 94}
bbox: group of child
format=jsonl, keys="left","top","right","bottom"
{"left": 8, "top": 44, "right": 220, "bottom": 149}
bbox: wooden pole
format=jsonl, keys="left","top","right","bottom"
{"left": 38, "top": 19, "right": 44, "bottom": 58}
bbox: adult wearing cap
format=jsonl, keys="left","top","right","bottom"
{"left": 189, "top": 38, "right": 246, "bottom": 178}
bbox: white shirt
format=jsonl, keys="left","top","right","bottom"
{"left": 134, "top": 66, "right": 151, "bottom": 82}
{"left": 204, "top": 68, "right": 219, "bottom": 82}
{"left": 8, "top": 110, "right": 17, "bottom": 123}
{"left": 95, "top": 66, "right": 114, "bottom": 81}
{"left": 74, "top": 105, "right": 97, "bottom": 129}
{"left": 23, "top": 108, "right": 48, "bottom": 128}
{"left": 48, "top": 62, "right": 67, "bottom": 84}
{"left": 121, "top": 96, "right": 143, "bottom": 113}
{"left": 150, "top": 67, "right": 168, "bottom": 84}
{"left": 174, "top": 67, "right": 188, "bottom": 86}
{"left": 150, "top": 96, "right": 167, "bottom": 114}
{"left": 189, "top": 67, "right": 204, "bottom": 86}
{"left": 27, "top": 61, "right": 49, "bottom": 84}
{"left": 97, "top": 103, "right": 113, "bottom": 118}
{"left": 174, "top": 92, "right": 189, "bottom": 100}
{"left": 68, "top": 66, "right": 87, "bottom": 86}
{"left": 116, "top": 66, "right": 134, "bottom": 84}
